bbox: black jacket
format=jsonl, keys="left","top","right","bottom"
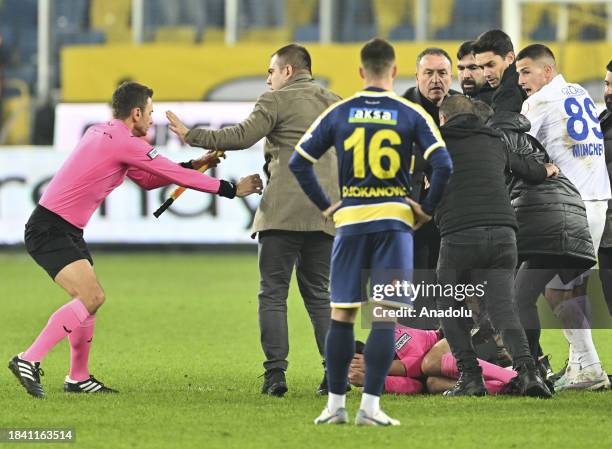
{"left": 476, "top": 62, "right": 526, "bottom": 113}
{"left": 468, "top": 82, "right": 495, "bottom": 105}
{"left": 488, "top": 111, "right": 596, "bottom": 266}
{"left": 402, "top": 86, "right": 461, "bottom": 126}
{"left": 402, "top": 87, "right": 460, "bottom": 200}
{"left": 435, "top": 113, "right": 523, "bottom": 236}
{"left": 599, "top": 109, "right": 612, "bottom": 247}
{"left": 402, "top": 87, "right": 460, "bottom": 268}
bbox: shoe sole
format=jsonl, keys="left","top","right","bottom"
{"left": 523, "top": 382, "right": 552, "bottom": 398}
{"left": 557, "top": 379, "right": 611, "bottom": 391}
{"left": 355, "top": 412, "right": 400, "bottom": 426}
{"left": 314, "top": 417, "right": 348, "bottom": 425}
{"left": 443, "top": 390, "right": 488, "bottom": 397}
{"left": 263, "top": 384, "right": 288, "bottom": 397}
{"left": 64, "top": 386, "right": 119, "bottom": 394}
{"left": 355, "top": 417, "right": 399, "bottom": 426}
{"left": 7, "top": 359, "right": 44, "bottom": 399}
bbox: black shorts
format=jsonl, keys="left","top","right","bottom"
{"left": 24, "top": 205, "right": 93, "bottom": 279}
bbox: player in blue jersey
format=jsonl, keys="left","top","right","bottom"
{"left": 289, "top": 38, "right": 453, "bottom": 426}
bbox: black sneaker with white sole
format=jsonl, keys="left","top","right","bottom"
{"left": 64, "top": 376, "right": 118, "bottom": 394}
{"left": 8, "top": 354, "right": 45, "bottom": 398}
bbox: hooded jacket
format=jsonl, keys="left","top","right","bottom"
{"left": 435, "top": 113, "right": 542, "bottom": 236}
{"left": 488, "top": 111, "right": 596, "bottom": 266}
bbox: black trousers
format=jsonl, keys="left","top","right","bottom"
{"left": 436, "top": 226, "right": 532, "bottom": 373}
{"left": 515, "top": 255, "right": 591, "bottom": 359}
{"left": 598, "top": 246, "right": 612, "bottom": 316}
{"left": 257, "top": 230, "right": 333, "bottom": 371}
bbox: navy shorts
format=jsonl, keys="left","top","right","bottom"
{"left": 330, "top": 230, "right": 413, "bottom": 308}
{"left": 24, "top": 205, "right": 93, "bottom": 279}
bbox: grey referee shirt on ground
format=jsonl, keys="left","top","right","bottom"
{"left": 185, "top": 73, "right": 341, "bottom": 382}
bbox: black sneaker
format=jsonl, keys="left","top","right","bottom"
{"left": 443, "top": 372, "right": 488, "bottom": 397}
{"left": 64, "top": 376, "right": 118, "bottom": 394}
{"left": 8, "top": 354, "right": 45, "bottom": 398}
{"left": 316, "top": 371, "right": 352, "bottom": 396}
{"left": 515, "top": 363, "right": 553, "bottom": 398}
{"left": 261, "top": 368, "right": 288, "bottom": 397}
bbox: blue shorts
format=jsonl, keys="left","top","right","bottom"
{"left": 330, "top": 230, "right": 413, "bottom": 308}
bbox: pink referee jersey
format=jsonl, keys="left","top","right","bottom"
{"left": 40, "top": 119, "right": 222, "bottom": 228}
{"left": 383, "top": 325, "right": 440, "bottom": 394}
{"left": 384, "top": 325, "right": 516, "bottom": 395}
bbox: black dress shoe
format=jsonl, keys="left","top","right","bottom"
{"left": 261, "top": 368, "right": 288, "bottom": 397}
{"left": 443, "top": 372, "right": 488, "bottom": 397}
{"left": 516, "top": 364, "right": 553, "bottom": 398}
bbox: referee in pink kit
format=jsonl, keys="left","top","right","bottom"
{"left": 8, "top": 82, "right": 263, "bottom": 398}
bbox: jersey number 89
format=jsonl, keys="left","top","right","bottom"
{"left": 564, "top": 97, "right": 604, "bottom": 141}
{"left": 344, "top": 127, "right": 401, "bottom": 179}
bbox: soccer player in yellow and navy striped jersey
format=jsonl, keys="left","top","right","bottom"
{"left": 289, "top": 38, "right": 452, "bottom": 426}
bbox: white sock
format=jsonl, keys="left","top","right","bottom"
{"left": 562, "top": 328, "right": 601, "bottom": 368}
{"left": 553, "top": 299, "right": 601, "bottom": 368}
{"left": 327, "top": 393, "right": 346, "bottom": 413}
{"left": 567, "top": 342, "right": 577, "bottom": 365}
{"left": 359, "top": 393, "right": 380, "bottom": 416}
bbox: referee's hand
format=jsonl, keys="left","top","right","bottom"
{"left": 192, "top": 150, "right": 224, "bottom": 170}
{"left": 405, "top": 197, "right": 432, "bottom": 231}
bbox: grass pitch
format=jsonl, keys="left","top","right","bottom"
{"left": 1, "top": 252, "right": 610, "bottom": 449}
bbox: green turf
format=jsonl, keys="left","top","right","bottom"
{"left": 0, "top": 253, "right": 610, "bottom": 449}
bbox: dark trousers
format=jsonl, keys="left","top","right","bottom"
{"left": 436, "top": 226, "right": 532, "bottom": 373}
{"left": 515, "top": 255, "right": 590, "bottom": 359}
{"left": 258, "top": 230, "right": 333, "bottom": 371}
{"left": 598, "top": 247, "right": 612, "bottom": 316}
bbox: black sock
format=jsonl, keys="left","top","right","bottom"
{"left": 325, "top": 319, "right": 355, "bottom": 395}
{"left": 363, "top": 322, "right": 396, "bottom": 396}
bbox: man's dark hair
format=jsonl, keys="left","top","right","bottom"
{"left": 360, "top": 38, "right": 395, "bottom": 77}
{"left": 457, "top": 41, "right": 475, "bottom": 60}
{"left": 516, "top": 44, "right": 556, "bottom": 63}
{"left": 416, "top": 47, "right": 452, "bottom": 69}
{"left": 112, "top": 82, "right": 153, "bottom": 119}
{"left": 472, "top": 99, "right": 494, "bottom": 123}
{"left": 440, "top": 95, "right": 475, "bottom": 121}
{"left": 473, "top": 29, "right": 514, "bottom": 57}
{"left": 274, "top": 44, "right": 312, "bottom": 73}
{"left": 607, "top": 60, "right": 612, "bottom": 72}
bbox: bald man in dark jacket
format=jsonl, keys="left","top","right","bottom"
{"left": 434, "top": 95, "right": 551, "bottom": 398}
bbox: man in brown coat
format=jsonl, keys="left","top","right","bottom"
{"left": 166, "top": 44, "right": 340, "bottom": 396}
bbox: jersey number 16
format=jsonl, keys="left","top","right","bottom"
{"left": 344, "top": 127, "right": 402, "bottom": 179}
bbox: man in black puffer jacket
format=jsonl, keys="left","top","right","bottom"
{"left": 434, "top": 95, "right": 552, "bottom": 398}
{"left": 597, "top": 61, "right": 612, "bottom": 315}
{"left": 474, "top": 101, "right": 596, "bottom": 364}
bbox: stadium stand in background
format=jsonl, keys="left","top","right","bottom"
{"left": 0, "top": 0, "right": 610, "bottom": 145}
